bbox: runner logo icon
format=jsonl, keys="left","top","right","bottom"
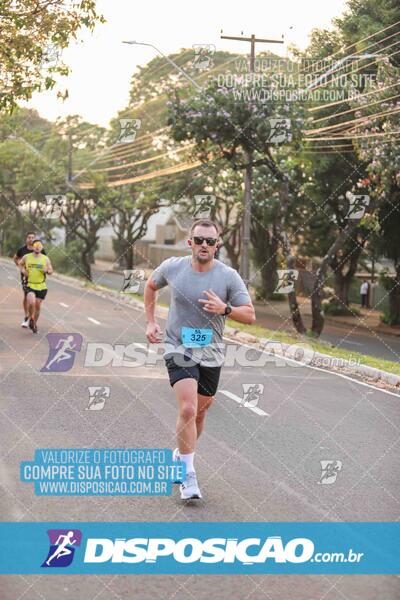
{"left": 41, "top": 333, "right": 83, "bottom": 372}
{"left": 41, "top": 529, "right": 82, "bottom": 568}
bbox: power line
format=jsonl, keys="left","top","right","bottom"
{"left": 77, "top": 159, "right": 203, "bottom": 189}
{"left": 92, "top": 145, "right": 194, "bottom": 173}
{"left": 306, "top": 106, "right": 400, "bottom": 136}
{"left": 308, "top": 81, "right": 400, "bottom": 112}
{"left": 301, "top": 20, "right": 400, "bottom": 76}
{"left": 308, "top": 44, "right": 400, "bottom": 93}
{"left": 304, "top": 130, "right": 400, "bottom": 141}
{"left": 310, "top": 92, "right": 400, "bottom": 124}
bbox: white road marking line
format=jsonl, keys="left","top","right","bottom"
{"left": 59, "top": 302, "right": 69, "bottom": 308}
{"left": 87, "top": 317, "right": 101, "bottom": 325}
{"left": 219, "top": 390, "right": 269, "bottom": 416}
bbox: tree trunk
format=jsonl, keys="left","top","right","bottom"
{"left": 387, "top": 263, "right": 400, "bottom": 325}
{"left": 223, "top": 227, "right": 241, "bottom": 270}
{"left": 260, "top": 247, "right": 278, "bottom": 299}
{"left": 332, "top": 244, "right": 362, "bottom": 308}
{"left": 275, "top": 180, "right": 307, "bottom": 334}
{"left": 251, "top": 222, "right": 278, "bottom": 299}
{"left": 311, "top": 221, "right": 359, "bottom": 336}
{"left": 81, "top": 250, "right": 92, "bottom": 280}
{"left": 333, "top": 270, "right": 350, "bottom": 306}
{"left": 125, "top": 240, "right": 134, "bottom": 270}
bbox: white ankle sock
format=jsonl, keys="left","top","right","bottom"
{"left": 180, "top": 452, "right": 195, "bottom": 474}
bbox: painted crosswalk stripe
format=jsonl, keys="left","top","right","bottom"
{"left": 219, "top": 390, "right": 269, "bottom": 416}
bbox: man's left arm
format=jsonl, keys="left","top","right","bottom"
{"left": 45, "top": 257, "right": 53, "bottom": 275}
{"left": 226, "top": 301, "right": 256, "bottom": 325}
{"left": 199, "top": 289, "right": 255, "bottom": 324}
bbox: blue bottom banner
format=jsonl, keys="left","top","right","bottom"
{"left": 0, "top": 522, "right": 398, "bottom": 574}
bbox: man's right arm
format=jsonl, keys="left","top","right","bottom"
{"left": 144, "top": 278, "right": 163, "bottom": 343}
{"left": 19, "top": 255, "right": 28, "bottom": 277}
{"left": 144, "top": 260, "right": 170, "bottom": 343}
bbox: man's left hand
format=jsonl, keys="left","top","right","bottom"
{"left": 198, "top": 289, "right": 227, "bottom": 314}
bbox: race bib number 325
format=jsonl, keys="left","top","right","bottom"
{"left": 181, "top": 327, "right": 213, "bottom": 348}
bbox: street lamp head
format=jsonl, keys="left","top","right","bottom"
{"left": 122, "top": 40, "right": 137, "bottom": 45}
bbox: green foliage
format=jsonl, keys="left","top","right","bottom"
{"left": 380, "top": 308, "right": 400, "bottom": 326}
{"left": 46, "top": 241, "right": 86, "bottom": 278}
{"left": 322, "top": 299, "right": 361, "bottom": 316}
{"left": 168, "top": 79, "right": 305, "bottom": 166}
{"left": 0, "top": 0, "right": 104, "bottom": 112}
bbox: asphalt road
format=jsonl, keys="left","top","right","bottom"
{"left": 0, "top": 259, "right": 399, "bottom": 599}
{"left": 91, "top": 266, "right": 400, "bottom": 363}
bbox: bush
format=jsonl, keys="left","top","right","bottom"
{"left": 46, "top": 241, "right": 86, "bottom": 278}
{"left": 254, "top": 287, "right": 286, "bottom": 301}
{"left": 322, "top": 299, "right": 361, "bottom": 317}
{"left": 380, "top": 309, "right": 400, "bottom": 326}
{"left": 2, "top": 230, "right": 25, "bottom": 257}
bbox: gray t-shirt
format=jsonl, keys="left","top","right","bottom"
{"left": 151, "top": 256, "right": 251, "bottom": 366}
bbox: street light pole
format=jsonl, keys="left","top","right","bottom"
{"left": 220, "top": 33, "right": 283, "bottom": 286}
{"left": 122, "top": 41, "right": 202, "bottom": 91}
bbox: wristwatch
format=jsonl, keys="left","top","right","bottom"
{"left": 223, "top": 302, "right": 232, "bottom": 316}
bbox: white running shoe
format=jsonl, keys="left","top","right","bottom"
{"left": 21, "top": 317, "right": 29, "bottom": 328}
{"left": 172, "top": 448, "right": 183, "bottom": 484}
{"left": 180, "top": 471, "right": 202, "bottom": 500}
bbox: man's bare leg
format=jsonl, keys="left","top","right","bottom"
{"left": 34, "top": 298, "right": 42, "bottom": 323}
{"left": 23, "top": 293, "right": 28, "bottom": 319}
{"left": 174, "top": 378, "right": 198, "bottom": 455}
{"left": 26, "top": 292, "right": 35, "bottom": 320}
{"left": 173, "top": 378, "right": 203, "bottom": 498}
{"left": 196, "top": 393, "right": 213, "bottom": 439}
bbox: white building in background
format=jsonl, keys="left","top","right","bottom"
{"left": 95, "top": 206, "right": 171, "bottom": 262}
{"left": 95, "top": 205, "right": 229, "bottom": 267}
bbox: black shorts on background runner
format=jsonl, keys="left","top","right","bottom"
{"left": 165, "top": 354, "right": 221, "bottom": 397}
{"left": 25, "top": 288, "right": 47, "bottom": 300}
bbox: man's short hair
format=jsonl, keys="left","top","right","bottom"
{"left": 189, "top": 219, "right": 220, "bottom": 237}
{"left": 26, "top": 231, "right": 36, "bottom": 237}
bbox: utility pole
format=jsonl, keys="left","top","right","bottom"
{"left": 67, "top": 129, "right": 73, "bottom": 187}
{"left": 220, "top": 33, "right": 283, "bottom": 286}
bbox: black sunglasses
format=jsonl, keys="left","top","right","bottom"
{"left": 192, "top": 236, "right": 218, "bottom": 247}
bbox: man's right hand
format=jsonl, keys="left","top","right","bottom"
{"left": 146, "top": 322, "right": 163, "bottom": 343}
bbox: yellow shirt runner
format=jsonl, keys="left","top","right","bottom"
{"left": 25, "top": 253, "right": 48, "bottom": 290}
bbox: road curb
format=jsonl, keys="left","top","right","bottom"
{"left": 223, "top": 326, "right": 400, "bottom": 390}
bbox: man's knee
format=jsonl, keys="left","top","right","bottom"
{"left": 179, "top": 400, "right": 197, "bottom": 422}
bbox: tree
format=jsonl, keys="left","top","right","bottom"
{"left": 0, "top": 0, "right": 104, "bottom": 112}
{"left": 110, "top": 187, "right": 164, "bottom": 270}
{"left": 353, "top": 60, "right": 400, "bottom": 323}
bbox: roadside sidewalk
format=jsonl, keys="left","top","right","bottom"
{"left": 254, "top": 298, "right": 400, "bottom": 339}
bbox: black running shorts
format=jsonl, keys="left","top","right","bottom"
{"left": 165, "top": 354, "right": 222, "bottom": 397}
{"left": 26, "top": 287, "right": 47, "bottom": 300}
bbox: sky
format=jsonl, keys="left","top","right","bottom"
{"left": 26, "top": 0, "right": 349, "bottom": 127}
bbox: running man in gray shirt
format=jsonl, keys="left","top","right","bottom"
{"left": 144, "top": 219, "right": 255, "bottom": 500}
